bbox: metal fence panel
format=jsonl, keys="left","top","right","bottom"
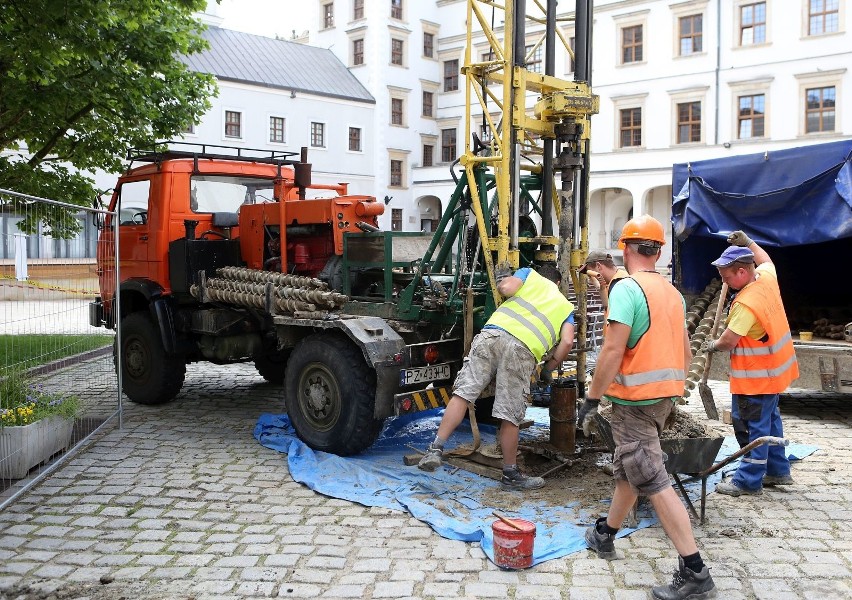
{"left": 0, "top": 188, "right": 119, "bottom": 506}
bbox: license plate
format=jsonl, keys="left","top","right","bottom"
{"left": 399, "top": 363, "right": 451, "bottom": 386}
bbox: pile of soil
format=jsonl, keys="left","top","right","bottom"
{"left": 597, "top": 404, "right": 721, "bottom": 440}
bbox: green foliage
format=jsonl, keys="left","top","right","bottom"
{"left": 0, "top": 370, "right": 80, "bottom": 427}
{"left": 0, "top": 0, "right": 218, "bottom": 236}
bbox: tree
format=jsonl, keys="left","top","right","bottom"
{"left": 0, "top": 0, "right": 217, "bottom": 236}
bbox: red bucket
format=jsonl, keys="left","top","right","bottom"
{"left": 492, "top": 518, "right": 536, "bottom": 569}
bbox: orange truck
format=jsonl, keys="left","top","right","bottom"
{"left": 90, "top": 143, "right": 465, "bottom": 455}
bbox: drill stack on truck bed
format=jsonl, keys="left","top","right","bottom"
{"left": 671, "top": 139, "right": 852, "bottom": 394}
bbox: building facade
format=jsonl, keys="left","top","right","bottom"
{"left": 306, "top": 0, "right": 850, "bottom": 267}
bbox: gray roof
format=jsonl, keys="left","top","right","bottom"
{"left": 182, "top": 27, "right": 374, "bottom": 104}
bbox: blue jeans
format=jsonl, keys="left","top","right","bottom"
{"left": 731, "top": 393, "right": 790, "bottom": 490}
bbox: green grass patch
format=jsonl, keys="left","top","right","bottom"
{"left": 1, "top": 334, "right": 113, "bottom": 371}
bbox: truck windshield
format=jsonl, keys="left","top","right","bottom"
{"left": 190, "top": 175, "right": 276, "bottom": 213}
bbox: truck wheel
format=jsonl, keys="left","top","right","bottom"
{"left": 284, "top": 333, "right": 383, "bottom": 455}
{"left": 254, "top": 349, "right": 290, "bottom": 384}
{"left": 117, "top": 311, "right": 186, "bottom": 405}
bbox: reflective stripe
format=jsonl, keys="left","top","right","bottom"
{"left": 731, "top": 332, "right": 792, "bottom": 356}
{"left": 494, "top": 302, "right": 553, "bottom": 351}
{"left": 742, "top": 458, "right": 768, "bottom": 465}
{"left": 614, "top": 367, "right": 685, "bottom": 387}
{"left": 511, "top": 296, "right": 558, "bottom": 342}
{"left": 730, "top": 353, "right": 798, "bottom": 379}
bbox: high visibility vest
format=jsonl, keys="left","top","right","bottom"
{"left": 606, "top": 272, "right": 686, "bottom": 401}
{"left": 486, "top": 270, "right": 574, "bottom": 361}
{"left": 729, "top": 273, "right": 799, "bottom": 394}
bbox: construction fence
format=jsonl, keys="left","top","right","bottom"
{"left": 0, "top": 188, "right": 120, "bottom": 508}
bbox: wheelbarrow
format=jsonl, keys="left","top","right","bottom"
{"left": 593, "top": 414, "right": 788, "bottom": 524}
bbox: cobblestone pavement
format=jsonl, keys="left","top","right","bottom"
{"left": 1, "top": 362, "right": 851, "bottom": 600}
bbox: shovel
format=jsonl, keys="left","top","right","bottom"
{"left": 698, "top": 282, "right": 728, "bottom": 420}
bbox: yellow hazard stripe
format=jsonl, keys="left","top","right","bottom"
{"left": 408, "top": 387, "right": 452, "bottom": 412}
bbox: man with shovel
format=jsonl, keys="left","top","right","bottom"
{"left": 579, "top": 215, "right": 716, "bottom": 600}
{"left": 702, "top": 231, "right": 799, "bottom": 496}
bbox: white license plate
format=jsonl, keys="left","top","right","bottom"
{"left": 399, "top": 363, "right": 451, "bottom": 386}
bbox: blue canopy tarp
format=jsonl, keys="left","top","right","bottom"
{"left": 255, "top": 409, "right": 817, "bottom": 566}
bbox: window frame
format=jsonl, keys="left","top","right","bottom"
{"left": 423, "top": 32, "right": 434, "bottom": 58}
{"left": 611, "top": 93, "right": 647, "bottom": 150}
{"left": 224, "top": 109, "right": 242, "bottom": 139}
{"left": 422, "top": 143, "right": 434, "bottom": 167}
{"left": 391, "top": 0, "right": 404, "bottom": 21}
{"left": 348, "top": 126, "right": 363, "bottom": 152}
{"left": 737, "top": 93, "right": 766, "bottom": 139}
{"left": 678, "top": 14, "right": 703, "bottom": 56}
{"left": 737, "top": 1, "right": 768, "bottom": 46}
{"left": 269, "top": 115, "right": 286, "bottom": 144}
{"left": 728, "top": 77, "right": 772, "bottom": 143}
{"left": 391, "top": 38, "right": 404, "bottom": 66}
{"left": 619, "top": 107, "right": 643, "bottom": 148}
{"left": 676, "top": 101, "right": 702, "bottom": 144}
{"left": 391, "top": 208, "right": 403, "bottom": 231}
{"left": 669, "top": 87, "right": 708, "bottom": 146}
{"left": 443, "top": 59, "right": 459, "bottom": 92}
{"left": 621, "top": 24, "right": 644, "bottom": 64}
{"left": 353, "top": 38, "right": 364, "bottom": 66}
{"left": 795, "top": 69, "right": 843, "bottom": 136}
{"left": 524, "top": 43, "right": 543, "bottom": 73}
{"left": 805, "top": 86, "right": 836, "bottom": 134}
{"left": 322, "top": 2, "right": 334, "bottom": 29}
{"left": 310, "top": 121, "right": 326, "bottom": 148}
{"left": 391, "top": 97, "right": 404, "bottom": 126}
{"left": 353, "top": 0, "right": 364, "bottom": 20}
{"left": 806, "top": 0, "right": 841, "bottom": 36}
{"left": 441, "top": 128, "right": 457, "bottom": 163}
{"left": 422, "top": 90, "right": 434, "bottom": 118}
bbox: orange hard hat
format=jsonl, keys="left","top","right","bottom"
{"left": 618, "top": 215, "right": 666, "bottom": 249}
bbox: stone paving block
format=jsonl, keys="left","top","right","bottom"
{"left": 66, "top": 566, "right": 112, "bottom": 582}
{"left": 568, "top": 587, "right": 611, "bottom": 599}
{"left": 264, "top": 554, "right": 301, "bottom": 567}
{"left": 372, "top": 580, "right": 415, "bottom": 597}
{"left": 194, "top": 579, "right": 237, "bottom": 595}
{"left": 320, "top": 584, "right": 366, "bottom": 597}
{"left": 275, "top": 583, "right": 322, "bottom": 598}
{"left": 236, "top": 580, "right": 276, "bottom": 596}
{"left": 613, "top": 591, "right": 649, "bottom": 600}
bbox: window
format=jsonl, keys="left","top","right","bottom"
{"left": 322, "top": 2, "right": 334, "bottom": 28}
{"left": 567, "top": 36, "right": 576, "bottom": 74}
{"left": 619, "top": 108, "right": 642, "bottom": 147}
{"left": 118, "top": 180, "right": 151, "bottom": 226}
{"left": 353, "top": 0, "right": 364, "bottom": 20}
{"left": 310, "top": 122, "right": 325, "bottom": 147}
{"left": 622, "top": 25, "right": 643, "bottom": 63}
{"left": 737, "top": 94, "right": 765, "bottom": 138}
{"left": 444, "top": 59, "right": 459, "bottom": 91}
{"left": 390, "top": 160, "right": 403, "bottom": 186}
{"left": 806, "top": 86, "right": 836, "bottom": 133}
{"left": 391, "top": 208, "right": 403, "bottom": 231}
{"left": 349, "top": 127, "right": 362, "bottom": 152}
{"left": 423, "top": 144, "right": 434, "bottom": 167}
{"left": 424, "top": 32, "right": 434, "bottom": 58}
{"left": 740, "top": 2, "right": 766, "bottom": 45}
{"left": 441, "top": 128, "right": 457, "bottom": 162}
{"left": 391, "top": 0, "right": 403, "bottom": 20}
{"left": 391, "top": 39, "right": 404, "bottom": 65}
{"left": 524, "top": 44, "right": 542, "bottom": 73}
{"left": 422, "top": 91, "right": 434, "bottom": 117}
{"left": 183, "top": 123, "right": 195, "bottom": 135}
{"left": 269, "top": 116, "right": 285, "bottom": 143}
{"left": 677, "top": 102, "right": 701, "bottom": 143}
{"left": 353, "top": 39, "right": 364, "bottom": 65}
{"left": 391, "top": 98, "right": 404, "bottom": 125}
{"left": 679, "top": 15, "right": 703, "bottom": 55}
{"left": 225, "top": 111, "right": 242, "bottom": 138}
{"left": 809, "top": 0, "right": 839, "bottom": 35}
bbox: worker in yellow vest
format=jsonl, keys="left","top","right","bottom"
{"left": 703, "top": 231, "right": 799, "bottom": 496}
{"left": 417, "top": 264, "right": 575, "bottom": 491}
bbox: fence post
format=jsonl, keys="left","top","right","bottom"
{"left": 13, "top": 232, "right": 28, "bottom": 281}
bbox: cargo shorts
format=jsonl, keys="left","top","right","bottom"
{"left": 610, "top": 400, "right": 673, "bottom": 496}
{"left": 452, "top": 328, "right": 537, "bottom": 426}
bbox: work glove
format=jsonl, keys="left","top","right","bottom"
{"left": 700, "top": 338, "right": 720, "bottom": 354}
{"left": 538, "top": 363, "right": 553, "bottom": 385}
{"left": 577, "top": 398, "right": 600, "bottom": 436}
{"left": 726, "top": 230, "right": 754, "bottom": 247}
{"left": 494, "top": 262, "right": 513, "bottom": 284}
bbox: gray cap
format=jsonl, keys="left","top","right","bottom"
{"left": 579, "top": 249, "right": 612, "bottom": 273}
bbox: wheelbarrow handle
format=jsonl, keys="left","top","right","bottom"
{"left": 700, "top": 435, "right": 790, "bottom": 477}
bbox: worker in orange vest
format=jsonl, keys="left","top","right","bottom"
{"left": 580, "top": 215, "right": 715, "bottom": 600}
{"left": 703, "top": 231, "right": 799, "bottom": 496}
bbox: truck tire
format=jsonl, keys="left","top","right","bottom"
{"left": 117, "top": 311, "right": 186, "bottom": 405}
{"left": 254, "top": 349, "right": 290, "bottom": 384}
{"left": 284, "top": 333, "right": 383, "bottom": 455}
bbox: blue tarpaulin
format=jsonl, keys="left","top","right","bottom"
{"left": 671, "top": 140, "right": 852, "bottom": 295}
{"left": 255, "top": 409, "right": 818, "bottom": 566}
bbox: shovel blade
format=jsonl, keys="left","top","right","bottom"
{"left": 698, "top": 382, "right": 720, "bottom": 420}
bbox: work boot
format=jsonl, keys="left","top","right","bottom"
{"left": 585, "top": 517, "right": 617, "bottom": 560}
{"left": 652, "top": 556, "right": 717, "bottom": 599}
{"left": 500, "top": 467, "right": 545, "bottom": 490}
{"left": 763, "top": 474, "right": 795, "bottom": 486}
{"left": 417, "top": 445, "right": 443, "bottom": 472}
{"left": 715, "top": 481, "right": 762, "bottom": 496}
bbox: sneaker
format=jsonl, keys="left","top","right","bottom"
{"left": 500, "top": 468, "right": 545, "bottom": 491}
{"left": 585, "top": 517, "right": 617, "bottom": 560}
{"left": 417, "top": 445, "right": 443, "bottom": 472}
{"left": 652, "top": 557, "right": 717, "bottom": 600}
{"left": 763, "top": 474, "right": 795, "bottom": 486}
{"left": 715, "top": 481, "right": 762, "bottom": 497}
